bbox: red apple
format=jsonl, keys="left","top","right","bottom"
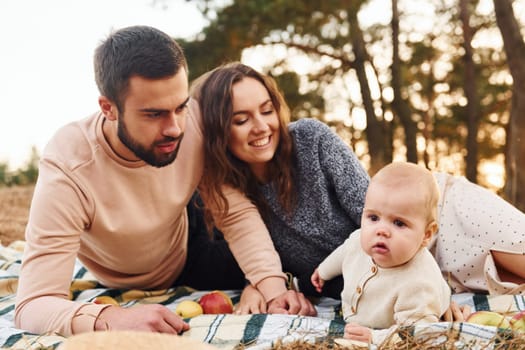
{"left": 510, "top": 310, "right": 525, "bottom": 332}
{"left": 198, "top": 291, "right": 234, "bottom": 314}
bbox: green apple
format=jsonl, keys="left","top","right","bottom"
{"left": 510, "top": 311, "right": 525, "bottom": 332}
{"left": 175, "top": 300, "right": 204, "bottom": 318}
{"left": 466, "top": 311, "right": 510, "bottom": 329}
{"left": 199, "top": 291, "right": 234, "bottom": 314}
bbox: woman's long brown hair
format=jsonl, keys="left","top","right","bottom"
{"left": 191, "top": 62, "right": 296, "bottom": 231}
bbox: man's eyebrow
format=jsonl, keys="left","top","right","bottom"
{"left": 178, "top": 97, "right": 190, "bottom": 110}
{"left": 138, "top": 108, "right": 166, "bottom": 113}
{"left": 138, "top": 97, "right": 190, "bottom": 113}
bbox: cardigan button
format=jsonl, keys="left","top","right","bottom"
{"left": 356, "top": 286, "right": 362, "bottom": 294}
{"left": 351, "top": 306, "right": 356, "bottom": 313}
{"left": 371, "top": 265, "right": 377, "bottom": 273}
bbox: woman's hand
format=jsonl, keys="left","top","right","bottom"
{"left": 266, "top": 290, "right": 317, "bottom": 316}
{"left": 442, "top": 300, "right": 472, "bottom": 322}
{"left": 235, "top": 284, "right": 267, "bottom": 315}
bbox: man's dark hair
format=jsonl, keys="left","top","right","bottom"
{"left": 94, "top": 25, "right": 188, "bottom": 112}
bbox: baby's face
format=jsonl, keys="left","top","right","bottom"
{"left": 360, "top": 181, "right": 430, "bottom": 268}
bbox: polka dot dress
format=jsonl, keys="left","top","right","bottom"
{"left": 429, "top": 172, "right": 525, "bottom": 294}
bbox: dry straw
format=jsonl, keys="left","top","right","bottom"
{"left": 260, "top": 326, "right": 525, "bottom": 350}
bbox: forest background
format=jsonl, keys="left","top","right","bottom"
{"left": 1, "top": 0, "right": 525, "bottom": 214}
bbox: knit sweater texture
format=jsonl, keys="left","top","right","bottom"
{"left": 318, "top": 230, "right": 451, "bottom": 345}
{"left": 259, "top": 118, "right": 370, "bottom": 279}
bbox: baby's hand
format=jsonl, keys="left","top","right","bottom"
{"left": 344, "top": 323, "right": 372, "bottom": 343}
{"left": 310, "top": 268, "right": 325, "bottom": 293}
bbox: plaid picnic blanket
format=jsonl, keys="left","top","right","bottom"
{"left": 0, "top": 241, "right": 523, "bottom": 349}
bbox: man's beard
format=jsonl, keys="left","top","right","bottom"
{"left": 117, "top": 116, "right": 183, "bottom": 168}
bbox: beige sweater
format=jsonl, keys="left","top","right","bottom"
{"left": 15, "top": 99, "right": 285, "bottom": 336}
{"left": 318, "top": 230, "right": 450, "bottom": 344}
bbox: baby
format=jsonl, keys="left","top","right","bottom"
{"left": 311, "top": 162, "right": 451, "bottom": 345}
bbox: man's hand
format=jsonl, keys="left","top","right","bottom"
{"left": 266, "top": 290, "right": 317, "bottom": 316}
{"left": 95, "top": 304, "right": 189, "bottom": 333}
{"left": 235, "top": 284, "right": 267, "bottom": 315}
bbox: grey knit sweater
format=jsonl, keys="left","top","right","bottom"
{"left": 259, "top": 118, "right": 370, "bottom": 280}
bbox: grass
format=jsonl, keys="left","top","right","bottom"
{"left": 0, "top": 185, "right": 33, "bottom": 245}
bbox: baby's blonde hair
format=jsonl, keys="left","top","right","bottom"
{"left": 371, "top": 162, "right": 440, "bottom": 224}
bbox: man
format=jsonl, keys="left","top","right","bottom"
{"left": 15, "top": 25, "right": 314, "bottom": 336}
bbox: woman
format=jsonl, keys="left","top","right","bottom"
{"left": 192, "top": 62, "right": 370, "bottom": 300}
{"left": 432, "top": 172, "right": 525, "bottom": 295}
{"left": 191, "top": 62, "right": 525, "bottom": 311}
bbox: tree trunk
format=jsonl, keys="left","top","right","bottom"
{"left": 460, "top": 0, "right": 479, "bottom": 183}
{"left": 494, "top": 0, "right": 525, "bottom": 211}
{"left": 391, "top": 0, "right": 418, "bottom": 164}
{"left": 347, "top": 5, "right": 388, "bottom": 174}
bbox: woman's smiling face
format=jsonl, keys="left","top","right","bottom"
{"left": 228, "top": 77, "right": 280, "bottom": 181}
